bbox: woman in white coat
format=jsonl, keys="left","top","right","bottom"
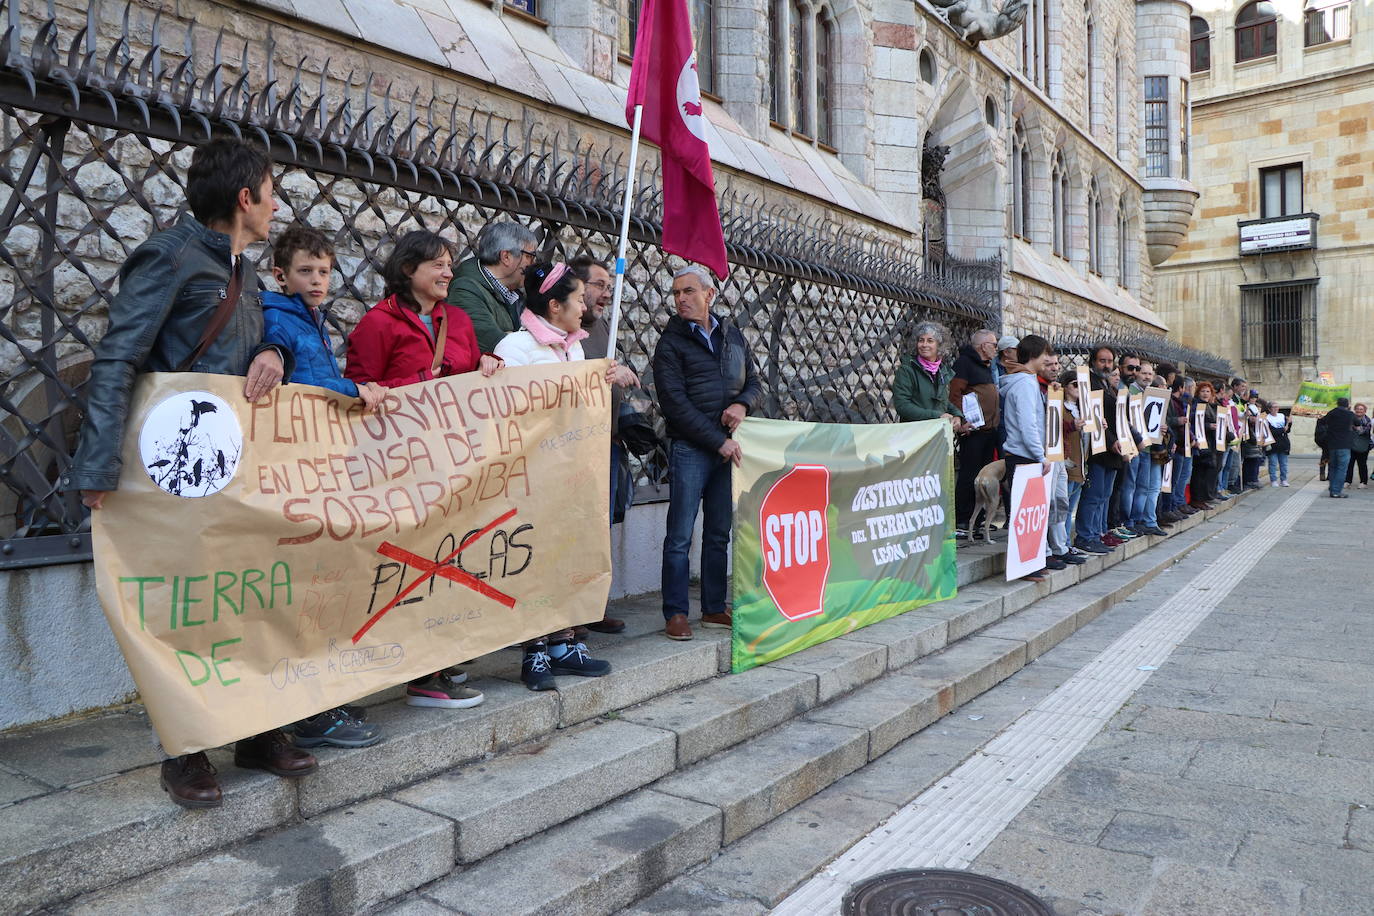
{"left": 495, "top": 261, "right": 635, "bottom": 689}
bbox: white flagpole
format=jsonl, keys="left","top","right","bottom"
{"left": 606, "top": 103, "right": 644, "bottom": 363}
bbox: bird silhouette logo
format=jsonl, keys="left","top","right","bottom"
{"left": 138, "top": 390, "right": 243, "bottom": 497}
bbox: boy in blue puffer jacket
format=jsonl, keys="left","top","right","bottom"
{"left": 263, "top": 224, "right": 387, "bottom": 409}
{"left": 262, "top": 224, "right": 387, "bottom": 749}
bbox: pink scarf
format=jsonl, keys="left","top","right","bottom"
{"left": 520, "top": 308, "right": 588, "bottom": 361}
{"left": 917, "top": 355, "right": 942, "bottom": 374}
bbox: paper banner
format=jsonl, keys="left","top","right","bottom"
{"left": 1193, "top": 402, "right": 1209, "bottom": 449}
{"left": 1089, "top": 390, "right": 1108, "bottom": 455}
{"left": 1143, "top": 387, "right": 1169, "bottom": 446}
{"left": 1129, "top": 393, "right": 1146, "bottom": 443}
{"left": 1076, "top": 367, "right": 1095, "bottom": 432}
{"left": 961, "top": 392, "right": 985, "bottom": 430}
{"left": 93, "top": 366, "right": 614, "bottom": 755}
{"left": 1116, "top": 393, "right": 1138, "bottom": 459}
{"left": 1161, "top": 458, "right": 1173, "bottom": 494}
{"left": 1005, "top": 462, "right": 1051, "bottom": 580}
{"left": 1045, "top": 388, "right": 1065, "bottom": 463}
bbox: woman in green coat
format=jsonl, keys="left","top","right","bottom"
{"left": 892, "top": 321, "right": 963, "bottom": 426}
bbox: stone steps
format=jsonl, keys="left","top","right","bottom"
{"left": 8, "top": 492, "right": 1250, "bottom": 914}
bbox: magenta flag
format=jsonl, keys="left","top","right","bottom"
{"left": 626, "top": 0, "right": 729, "bottom": 279}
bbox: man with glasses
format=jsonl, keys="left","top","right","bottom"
{"left": 1075, "top": 345, "right": 1127, "bottom": 554}
{"left": 449, "top": 220, "right": 539, "bottom": 353}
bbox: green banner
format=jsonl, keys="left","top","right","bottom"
{"left": 731, "top": 416, "right": 957, "bottom": 673}
{"left": 1292, "top": 380, "right": 1352, "bottom": 417}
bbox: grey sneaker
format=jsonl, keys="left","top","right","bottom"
{"left": 406, "top": 673, "right": 484, "bottom": 708}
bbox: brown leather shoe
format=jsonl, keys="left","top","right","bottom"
{"left": 161, "top": 752, "right": 222, "bottom": 808}
{"left": 664, "top": 613, "right": 692, "bottom": 640}
{"left": 587, "top": 614, "right": 626, "bottom": 634}
{"left": 234, "top": 729, "right": 318, "bottom": 777}
{"left": 700, "top": 611, "right": 733, "bottom": 629}
{"left": 573, "top": 625, "right": 590, "bottom": 639}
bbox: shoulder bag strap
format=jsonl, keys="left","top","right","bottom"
{"left": 430, "top": 309, "right": 448, "bottom": 376}
{"left": 176, "top": 262, "right": 245, "bottom": 372}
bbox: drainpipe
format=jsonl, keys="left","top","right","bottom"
{"left": 1003, "top": 67, "right": 1014, "bottom": 334}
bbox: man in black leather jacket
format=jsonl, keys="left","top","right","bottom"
{"left": 60, "top": 138, "right": 306, "bottom": 809}
{"left": 652, "top": 265, "right": 762, "bottom": 641}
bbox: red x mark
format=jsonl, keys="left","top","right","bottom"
{"left": 351, "top": 508, "right": 518, "bottom": 644}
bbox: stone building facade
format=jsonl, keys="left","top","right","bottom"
{"left": 1155, "top": 0, "right": 1374, "bottom": 402}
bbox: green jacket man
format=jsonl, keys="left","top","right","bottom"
{"left": 447, "top": 221, "right": 538, "bottom": 353}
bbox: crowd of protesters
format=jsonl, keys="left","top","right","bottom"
{"left": 57, "top": 137, "right": 1315, "bottom": 810}
{"left": 902, "top": 324, "right": 1302, "bottom": 581}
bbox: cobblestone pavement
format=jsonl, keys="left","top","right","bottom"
{"left": 965, "top": 459, "right": 1373, "bottom": 914}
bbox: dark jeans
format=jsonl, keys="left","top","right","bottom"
{"left": 610, "top": 441, "right": 632, "bottom": 524}
{"left": 1329, "top": 449, "right": 1351, "bottom": 496}
{"left": 1347, "top": 449, "right": 1369, "bottom": 486}
{"left": 955, "top": 430, "right": 998, "bottom": 527}
{"left": 661, "top": 440, "right": 732, "bottom": 620}
{"left": 1242, "top": 455, "right": 1262, "bottom": 488}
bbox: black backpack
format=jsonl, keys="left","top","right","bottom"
{"left": 1314, "top": 413, "right": 1330, "bottom": 449}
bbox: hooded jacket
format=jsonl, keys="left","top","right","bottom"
{"left": 344, "top": 294, "right": 483, "bottom": 388}
{"left": 998, "top": 370, "right": 1046, "bottom": 462}
{"left": 262, "top": 291, "right": 359, "bottom": 398}
{"left": 947, "top": 344, "right": 999, "bottom": 430}
{"left": 63, "top": 214, "right": 289, "bottom": 492}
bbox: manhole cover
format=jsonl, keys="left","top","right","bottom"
{"left": 842, "top": 868, "right": 1053, "bottom": 915}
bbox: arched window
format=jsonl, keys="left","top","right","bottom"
{"left": 1021, "top": 0, "right": 1048, "bottom": 90}
{"left": 1114, "top": 50, "right": 1127, "bottom": 158}
{"left": 790, "top": 0, "right": 808, "bottom": 133}
{"left": 1117, "top": 197, "right": 1130, "bottom": 287}
{"left": 692, "top": 0, "right": 716, "bottom": 96}
{"left": 1087, "top": 180, "right": 1103, "bottom": 275}
{"left": 1012, "top": 123, "right": 1031, "bottom": 240}
{"left": 816, "top": 9, "right": 835, "bottom": 146}
{"left": 1235, "top": 1, "right": 1277, "bottom": 62}
{"left": 1190, "top": 17, "right": 1211, "bottom": 73}
{"left": 1052, "top": 152, "right": 1068, "bottom": 257}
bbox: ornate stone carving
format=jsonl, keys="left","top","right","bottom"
{"left": 928, "top": 0, "right": 1029, "bottom": 45}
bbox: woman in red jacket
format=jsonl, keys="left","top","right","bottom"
{"left": 345, "top": 229, "right": 501, "bottom": 711}
{"left": 345, "top": 230, "right": 502, "bottom": 388}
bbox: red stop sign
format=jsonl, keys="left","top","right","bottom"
{"left": 1013, "top": 472, "right": 1049, "bottom": 565}
{"left": 759, "top": 464, "right": 831, "bottom": 621}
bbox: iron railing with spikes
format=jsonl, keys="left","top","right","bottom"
{"left": 0, "top": 0, "right": 998, "bottom": 567}
{"left": 1053, "top": 332, "right": 1236, "bottom": 381}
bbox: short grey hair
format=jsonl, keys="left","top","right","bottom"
{"left": 476, "top": 221, "right": 537, "bottom": 265}
{"left": 672, "top": 264, "right": 716, "bottom": 291}
{"left": 971, "top": 328, "right": 997, "bottom": 346}
{"left": 912, "top": 321, "right": 948, "bottom": 348}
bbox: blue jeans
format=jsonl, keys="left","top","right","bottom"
{"left": 1267, "top": 452, "right": 1288, "bottom": 483}
{"left": 1170, "top": 455, "right": 1193, "bottom": 511}
{"left": 661, "top": 440, "right": 732, "bottom": 619}
{"left": 1224, "top": 448, "right": 1240, "bottom": 490}
{"left": 1080, "top": 463, "right": 1117, "bottom": 540}
{"left": 1329, "top": 449, "right": 1351, "bottom": 496}
{"left": 1118, "top": 455, "right": 1140, "bottom": 529}
{"left": 1066, "top": 478, "right": 1084, "bottom": 543}
{"left": 1131, "top": 458, "right": 1163, "bottom": 528}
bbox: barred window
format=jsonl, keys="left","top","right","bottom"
{"left": 506, "top": 0, "right": 539, "bottom": 17}
{"left": 769, "top": 2, "right": 838, "bottom": 145}
{"left": 1305, "top": 1, "right": 1351, "bottom": 47}
{"left": 1242, "top": 281, "right": 1317, "bottom": 360}
{"left": 1190, "top": 17, "right": 1211, "bottom": 73}
{"left": 1236, "top": 1, "right": 1278, "bottom": 62}
{"left": 1144, "top": 76, "right": 1169, "bottom": 178}
{"left": 791, "top": 0, "right": 808, "bottom": 134}
{"left": 1260, "top": 163, "right": 1303, "bottom": 218}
